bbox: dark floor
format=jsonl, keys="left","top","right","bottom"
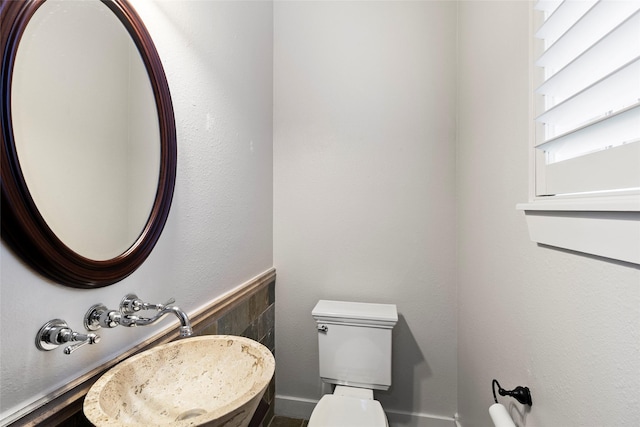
{"left": 268, "top": 416, "right": 309, "bottom": 427}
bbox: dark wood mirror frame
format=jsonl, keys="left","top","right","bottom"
{"left": 1, "top": 0, "right": 177, "bottom": 288}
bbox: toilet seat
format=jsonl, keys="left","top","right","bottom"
{"left": 307, "top": 394, "right": 388, "bottom": 427}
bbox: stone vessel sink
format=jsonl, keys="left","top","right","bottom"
{"left": 84, "top": 335, "right": 275, "bottom": 427}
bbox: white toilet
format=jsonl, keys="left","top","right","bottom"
{"left": 309, "top": 300, "right": 398, "bottom": 427}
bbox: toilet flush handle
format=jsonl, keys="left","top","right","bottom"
{"left": 317, "top": 325, "right": 328, "bottom": 333}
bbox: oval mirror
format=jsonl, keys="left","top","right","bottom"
{"left": 1, "top": 0, "right": 177, "bottom": 288}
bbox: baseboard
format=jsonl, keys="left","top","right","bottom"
{"left": 275, "top": 395, "right": 458, "bottom": 427}
{"left": 386, "top": 408, "right": 457, "bottom": 427}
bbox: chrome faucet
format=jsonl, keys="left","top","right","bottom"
{"left": 85, "top": 294, "right": 193, "bottom": 338}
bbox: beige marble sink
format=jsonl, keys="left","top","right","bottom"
{"left": 84, "top": 335, "right": 275, "bottom": 427}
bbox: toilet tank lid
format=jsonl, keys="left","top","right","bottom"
{"left": 312, "top": 300, "right": 398, "bottom": 327}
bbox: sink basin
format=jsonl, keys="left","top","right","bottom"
{"left": 84, "top": 335, "right": 275, "bottom": 426}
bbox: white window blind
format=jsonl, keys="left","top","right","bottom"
{"left": 519, "top": 0, "right": 640, "bottom": 265}
{"left": 533, "top": 0, "right": 640, "bottom": 197}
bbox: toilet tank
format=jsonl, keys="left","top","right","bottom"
{"left": 312, "top": 300, "right": 398, "bottom": 390}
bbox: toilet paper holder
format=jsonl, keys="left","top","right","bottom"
{"left": 492, "top": 379, "right": 532, "bottom": 407}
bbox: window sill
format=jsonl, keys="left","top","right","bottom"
{"left": 517, "top": 195, "right": 640, "bottom": 265}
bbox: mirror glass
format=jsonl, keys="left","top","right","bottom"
{"left": 11, "top": 0, "right": 160, "bottom": 260}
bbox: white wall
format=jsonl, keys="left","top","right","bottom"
{"left": 0, "top": 1, "right": 273, "bottom": 423}
{"left": 273, "top": 1, "right": 458, "bottom": 425}
{"left": 457, "top": 1, "right": 640, "bottom": 427}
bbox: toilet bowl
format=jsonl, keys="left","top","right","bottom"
{"left": 309, "top": 300, "right": 398, "bottom": 427}
{"left": 308, "top": 386, "right": 388, "bottom": 427}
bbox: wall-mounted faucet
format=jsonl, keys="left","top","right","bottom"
{"left": 84, "top": 294, "right": 193, "bottom": 338}
{"left": 36, "top": 319, "right": 100, "bottom": 354}
{"left": 35, "top": 295, "right": 191, "bottom": 354}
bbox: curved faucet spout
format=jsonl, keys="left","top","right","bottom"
{"left": 131, "top": 306, "right": 193, "bottom": 337}
{"left": 84, "top": 295, "right": 194, "bottom": 338}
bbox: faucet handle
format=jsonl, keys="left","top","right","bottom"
{"left": 141, "top": 297, "right": 176, "bottom": 311}
{"left": 63, "top": 332, "right": 101, "bottom": 355}
{"left": 36, "top": 319, "right": 100, "bottom": 354}
{"left": 157, "top": 297, "right": 176, "bottom": 309}
{"left": 120, "top": 294, "right": 176, "bottom": 313}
